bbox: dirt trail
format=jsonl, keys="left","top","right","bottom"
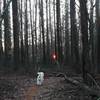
{"left": 25, "top": 85, "right": 38, "bottom": 100}
{"left": 0, "top": 74, "right": 94, "bottom": 100}
{"left": 24, "top": 77, "right": 64, "bottom": 100}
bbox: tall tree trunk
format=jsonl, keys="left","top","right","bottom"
{"left": 4, "top": 0, "right": 11, "bottom": 66}
{"left": 12, "top": 0, "right": 20, "bottom": 67}
{"left": 0, "top": 0, "right": 12, "bottom": 24}
{"left": 53, "top": 0, "right": 57, "bottom": 53}
{"left": 96, "top": 0, "right": 100, "bottom": 72}
{"left": 39, "top": 0, "right": 42, "bottom": 64}
{"left": 56, "top": 0, "right": 62, "bottom": 64}
{"left": 89, "top": 0, "right": 96, "bottom": 73}
{"left": 0, "top": 2, "right": 3, "bottom": 62}
{"left": 34, "top": 0, "right": 37, "bottom": 65}
{"left": 65, "top": 0, "right": 70, "bottom": 65}
{"left": 24, "top": 0, "right": 29, "bottom": 65}
{"left": 39, "top": 0, "right": 46, "bottom": 64}
{"left": 29, "top": 0, "right": 35, "bottom": 65}
{"left": 70, "top": 0, "right": 80, "bottom": 72}
{"left": 79, "top": 0, "right": 89, "bottom": 83}
{"left": 49, "top": 0, "right": 53, "bottom": 52}
{"left": 20, "top": 0, "right": 25, "bottom": 64}
{"left": 46, "top": 0, "right": 50, "bottom": 63}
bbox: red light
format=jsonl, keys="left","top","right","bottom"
{"left": 53, "top": 54, "right": 56, "bottom": 60}
{"left": 52, "top": 53, "right": 57, "bottom": 61}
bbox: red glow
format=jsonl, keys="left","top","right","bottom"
{"left": 51, "top": 53, "right": 57, "bottom": 61}
{"left": 53, "top": 54, "right": 56, "bottom": 60}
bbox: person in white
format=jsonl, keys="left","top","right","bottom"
{"left": 37, "top": 72, "right": 44, "bottom": 85}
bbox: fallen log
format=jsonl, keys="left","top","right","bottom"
{"left": 57, "top": 73, "right": 100, "bottom": 97}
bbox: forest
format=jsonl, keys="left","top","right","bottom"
{"left": 0, "top": 0, "right": 100, "bottom": 99}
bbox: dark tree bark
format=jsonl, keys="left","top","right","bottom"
{"left": 0, "top": 2, "right": 3, "bottom": 61}
{"left": 46, "top": 0, "right": 50, "bottom": 63}
{"left": 29, "top": 0, "right": 35, "bottom": 65}
{"left": 96, "top": 0, "right": 100, "bottom": 73}
{"left": 53, "top": 0, "right": 57, "bottom": 53}
{"left": 49, "top": 0, "right": 53, "bottom": 52}
{"left": 56, "top": 0, "right": 62, "bottom": 64}
{"left": 4, "top": 0, "right": 11, "bottom": 66}
{"left": 12, "top": 0, "right": 20, "bottom": 67}
{"left": 20, "top": 0, "right": 25, "bottom": 64}
{"left": 65, "top": 0, "right": 70, "bottom": 65}
{"left": 34, "top": 0, "right": 38, "bottom": 64}
{"left": 38, "top": 0, "right": 42, "bottom": 63}
{"left": 24, "top": 0, "right": 29, "bottom": 65}
{"left": 89, "top": 0, "right": 96, "bottom": 73}
{"left": 0, "top": 0, "right": 12, "bottom": 24}
{"left": 39, "top": 0, "right": 46, "bottom": 64}
{"left": 70, "top": 0, "right": 80, "bottom": 72}
{"left": 79, "top": 0, "right": 90, "bottom": 83}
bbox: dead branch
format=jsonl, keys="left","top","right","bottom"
{"left": 57, "top": 73, "right": 100, "bottom": 97}
{"left": 87, "top": 73, "right": 100, "bottom": 89}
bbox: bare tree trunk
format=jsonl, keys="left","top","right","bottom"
{"left": 34, "top": 0, "right": 38, "bottom": 65}
{"left": 39, "top": 0, "right": 46, "bottom": 64}
{"left": 79, "top": 0, "right": 90, "bottom": 83}
{"left": 53, "top": 0, "right": 57, "bottom": 54}
{"left": 0, "top": 2, "right": 3, "bottom": 61}
{"left": 29, "top": 0, "right": 35, "bottom": 65}
{"left": 70, "top": 0, "right": 80, "bottom": 72}
{"left": 56, "top": 0, "right": 62, "bottom": 64}
{"left": 38, "top": 0, "right": 42, "bottom": 64}
{"left": 12, "top": 0, "right": 20, "bottom": 67}
{"left": 49, "top": 0, "right": 53, "bottom": 52}
{"left": 89, "top": 0, "right": 96, "bottom": 73}
{"left": 65, "top": 0, "right": 70, "bottom": 65}
{"left": 24, "top": 0, "right": 29, "bottom": 65}
{"left": 96, "top": 0, "right": 100, "bottom": 73}
{"left": 46, "top": 0, "right": 50, "bottom": 63}
{"left": 0, "top": 0, "right": 12, "bottom": 24}
{"left": 20, "top": 0, "right": 25, "bottom": 65}
{"left": 4, "top": 0, "right": 11, "bottom": 67}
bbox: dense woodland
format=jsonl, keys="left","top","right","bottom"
{"left": 1, "top": 0, "right": 100, "bottom": 99}
{"left": 0, "top": 0, "right": 100, "bottom": 80}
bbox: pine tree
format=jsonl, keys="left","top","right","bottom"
{"left": 12, "top": 0, "right": 20, "bottom": 67}
{"left": 4, "top": 0, "right": 11, "bottom": 66}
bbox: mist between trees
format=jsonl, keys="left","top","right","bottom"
{"left": 0, "top": 0, "right": 100, "bottom": 77}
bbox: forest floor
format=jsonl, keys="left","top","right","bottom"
{"left": 0, "top": 68, "right": 99, "bottom": 100}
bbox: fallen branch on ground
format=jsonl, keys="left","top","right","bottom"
{"left": 57, "top": 73, "right": 100, "bottom": 97}
{"left": 87, "top": 73, "right": 100, "bottom": 89}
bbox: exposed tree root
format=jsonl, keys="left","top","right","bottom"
{"left": 57, "top": 73, "right": 100, "bottom": 97}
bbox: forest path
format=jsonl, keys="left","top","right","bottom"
{"left": 24, "top": 77, "right": 65, "bottom": 100}
{"left": 0, "top": 69, "right": 95, "bottom": 100}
